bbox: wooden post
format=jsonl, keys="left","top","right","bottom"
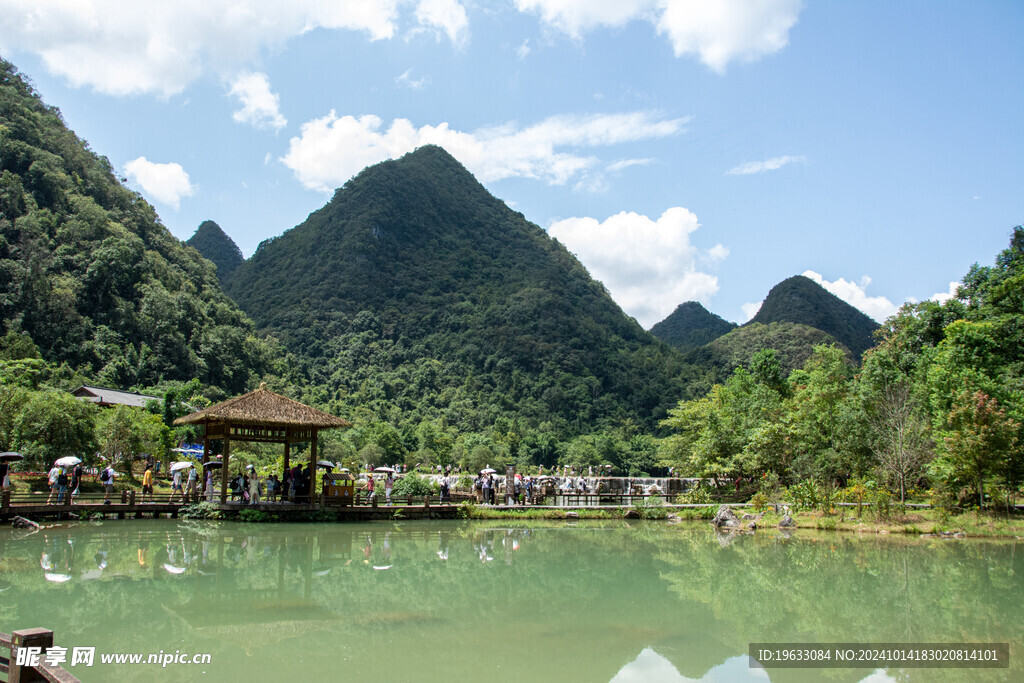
{"left": 201, "top": 435, "right": 209, "bottom": 498}
{"left": 128, "top": 490, "right": 136, "bottom": 506}
{"left": 309, "top": 429, "right": 318, "bottom": 505}
{"left": 220, "top": 435, "right": 230, "bottom": 505}
{"left": 120, "top": 490, "right": 127, "bottom": 504}
{"left": 1, "top": 489, "right": 9, "bottom": 511}
{"left": 10, "top": 627, "right": 53, "bottom": 683}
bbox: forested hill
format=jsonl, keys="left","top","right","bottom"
{"left": 747, "top": 275, "right": 879, "bottom": 358}
{"left": 228, "top": 145, "right": 701, "bottom": 435}
{"left": 186, "top": 220, "right": 244, "bottom": 285}
{"left": 0, "top": 59, "right": 270, "bottom": 393}
{"left": 650, "top": 301, "right": 736, "bottom": 351}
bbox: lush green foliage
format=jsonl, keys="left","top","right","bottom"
{"left": 748, "top": 275, "right": 879, "bottom": 358}
{"left": 0, "top": 60, "right": 273, "bottom": 393}
{"left": 649, "top": 301, "right": 736, "bottom": 351}
{"left": 185, "top": 219, "right": 244, "bottom": 285}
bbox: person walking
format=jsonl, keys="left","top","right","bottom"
{"left": 69, "top": 463, "right": 83, "bottom": 504}
{"left": 205, "top": 467, "right": 215, "bottom": 503}
{"left": 0, "top": 459, "right": 9, "bottom": 492}
{"left": 248, "top": 469, "right": 260, "bottom": 505}
{"left": 385, "top": 473, "right": 394, "bottom": 506}
{"left": 46, "top": 462, "right": 61, "bottom": 504}
{"left": 141, "top": 464, "right": 154, "bottom": 503}
{"left": 170, "top": 467, "right": 183, "bottom": 503}
{"left": 363, "top": 474, "right": 376, "bottom": 504}
{"left": 101, "top": 464, "right": 115, "bottom": 503}
{"left": 186, "top": 465, "right": 198, "bottom": 503}
{"left": 56, "top": 467, "right": 69, "bottom": 504}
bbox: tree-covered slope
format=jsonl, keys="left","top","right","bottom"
{"left": 0, "top": 59, "right": 270, "bottom": 393}
{"left": 747, "top": 275, "right": 879, "bottom": 358}
{"left": 650, "top": 301, "right": 737, "bottom": 351}
{"left": 228, "top": 145, "right": 700, "bottom": 435}
{"left": 185, "top": 219, "right": 244, "bottom": 285}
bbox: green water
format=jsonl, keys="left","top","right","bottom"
{"left": 0, "top": 520, "right": 1019, "bottom": 683}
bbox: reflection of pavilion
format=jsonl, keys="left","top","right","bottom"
{"left": 174, "top": 383, "right": 350, "bottom": 504}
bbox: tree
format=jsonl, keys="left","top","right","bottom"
{"left": 95, "top": 405, "right": 166, "bottom": 472}
{"left": 16, "top": 390, "right": 97, "bottom": 467}
{"left": 932, "top": 391, "right": 1019, "bottom": 507}
{"left": 867, "top": 381, "right": 932, "bottom": 503}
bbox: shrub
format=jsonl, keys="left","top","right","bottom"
{"left": 633, "top": 495, "right": 668, "bottom": 519}
{"left": 392, "top": 474, "right": 435, "bottom": 497}
{"left": 676, "top": 481, "right": 712, "bottom": 504}
{"left": 180, "top": 502, "right": 223, "bottom": 520}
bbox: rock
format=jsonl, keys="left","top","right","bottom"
{"left": 778, "top": 514, "right": 795, "bottom": 528}
{"left": 953, "top": 532, "right": 965, "bottom": 539}
{"left": 624, "top": 510, "right": 641, "bottom": 519}
{"left": 712, "top": 505, "right": 740, "bottom": 528}
{"left": 564, "top": 511, "right": 579, "bottom": 519}
{"left": 747, "top": 521, "right": 757, "bottom": 530}
{"left": 12, "top": 516, "right": 41, "bottom": 530}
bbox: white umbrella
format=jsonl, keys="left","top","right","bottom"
{"left": 480, "top": 468, "right": 496, "bottom": 474}
{"left": 339, "top": 468, "right": 350, "bottom": 473}
{"left": 55, "top": 456, "right": 82, "bottom": 467}
{"left": 170, "top": 461, "right": 194, "bottom": 472}
{"left": 317, "top": 460, "right": 336, "bottom": 469}
{"left": 374, "top": 467, "right": 395, "bottom": 473}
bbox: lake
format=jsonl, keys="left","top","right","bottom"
{"left": 0, "top": 519, "right": 1019, "bottom": 682}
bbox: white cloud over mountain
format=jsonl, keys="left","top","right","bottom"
{"left": 515, "top": 0, "right": 803, "bottom": 72}
{"left": 123, "top": 157, "right": 195, "bottom": 209}
{"left": 727, "top": 155, "right": 805, "bottom": 175}
{"left": 281, "top": 110, "right": 687, "bottom": 192}
{"left": 801, "top": 270, "right": 898, "bottom": 322}
{"left": 548, "top": 207, "right": 726, "bottom": 329}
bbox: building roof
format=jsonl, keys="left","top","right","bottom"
{"left": 173, "top": 383, "right": 350, "bottom": 429}
{"left": 73, "top": 385, "right": 161, "bottom": 408}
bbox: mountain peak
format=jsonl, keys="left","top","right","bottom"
{"left": 747, "top": 274, "right": 879, "bottom": 357}
{"left": 650, "top": 301, "right": 737, "bottom": 351}
{"left": 186, "top": 220, "right": 244, "bottom": 285}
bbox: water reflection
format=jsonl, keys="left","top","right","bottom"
{"left": 0, "top": 521, "right": 1019, "bottom": 683}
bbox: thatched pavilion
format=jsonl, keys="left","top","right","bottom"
{"left": 174, "top": 383, "right": 351, "bottom": 504}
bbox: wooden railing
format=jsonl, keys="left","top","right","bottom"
{"left": 0, "top": 628, "right": 81, "bottom": 683}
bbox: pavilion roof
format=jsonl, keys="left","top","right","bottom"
{"left": 173, "top": 383, "right": 350, "bottom": 430}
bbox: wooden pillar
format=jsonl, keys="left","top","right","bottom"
{"left": 283, "top": 440, "right": 290, "bottom": 478}
{"left": 10, "top": 627, "right": 53, "bottom": 683}
{"left": 309, "top": 429, "right": 318, "bottom": 503}
{"left": 201, "top": 434, "right": 209, "bottom": 496}
{"left": 220, "top": 431, "right": 231, "bottom": 504}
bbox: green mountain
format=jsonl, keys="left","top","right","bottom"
{"left": 228, "top": 145, "right": 700, "bottom": 435}
{"left": 686, "top": 321, "right": 852, "bottom": 388}
{"left": 747, "top": 275, "right": 879, "bottom": 358}
{"left": 650, "top": 301, "right": 736, "bottom": 351}
{"left": 0, "top": 59, "right": 269, "bottom": 393}
{"left": 186, "top": 220, "right": 244, "bottom": 285}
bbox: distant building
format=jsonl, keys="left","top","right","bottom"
{"left": 72, "top": 385, "right": 161, "bottom": 409}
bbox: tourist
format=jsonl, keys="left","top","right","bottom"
{"left": 248, "top": 470, "right": 260, "bottom": 505}
{"left": 439, "top": 474, "right": 450, "bottom": 503}
{"left": 186, "top": 465, "right": 198, "bottom": 502}
{"left": 206, "top": 467, "right": 215, "bottom": 502}
{"left": 142, "top": 464, "right": 153, "bottom": 503}
{"left": 46, "top": 461, "right": 61, "bottom": 504}
{"left": 0, "top": 459, "right": 8, "bottom": 492}
{"left": 100, "top": 464, "right": 115, "bottom": 503}
{"left": 69, "top": 463, "right": 83, "bottom": 504}
{"left": 266, "top": 475, "right": 277, "bottom": 502}
{"left": 481, "top": 474, "right": 492, "bottom": 506}
{"left": 56, "top": 467, "right": 69, "bottom": 504}
{"left": 170, "top": 467, "right": 183, "bottom": 503}
{"left": 385, "top": 473, "right": 394, "bottom": 506}
{"left": 303, "top": 462, "right": 314, "bottom": 500}
{"left": 363, "top": 474, "right": 376, "bottom": 504}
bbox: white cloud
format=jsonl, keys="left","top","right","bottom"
{"left": 606, "top": 157, "right": 653, "bottom": 172}
{"left": 282, "top": 110, "right": 687, "bottom": 193}
{"left": 548, "top": 207, "right": 726, "bottom": 328}
{"left": 414, "top": 0, "right": 469, "bottom": 45}
{"left": 0, "top": 0, "right": 458, "bottom": 96}
{"left": 741, "top": 300, "right": 763, "bottom": 321}
{"left": 514, "top": 0, "right": 803, "bottom": 72}
{"left": 929, "top": 281, "right": 959, "bottom": 304}
{"left": 396, "top": 68, "right": 432, "bottom": 90}
{"left": 228, "top": 71, "right": 286, "bottom": 131}
{"left": 727, "top": 154, "right": 805, "bottom": 175}
{"left": 123, "top": 156, "right": 195, "bottom": 209}
{"left": 802, "top": 270, "right": 898, "bottom": 322}
{"left": 516, "top": 39, "right": 532, "bottom": 59}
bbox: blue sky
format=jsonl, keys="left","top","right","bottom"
{"left": 1, "top": 1, "right": 1021, "bottom": 328}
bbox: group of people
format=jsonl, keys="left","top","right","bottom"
{"left": 472, "top": 472, "right": 537, "bottom": 505}
{"left": 45, "top": 462, "right": 84, "bottom": 505}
